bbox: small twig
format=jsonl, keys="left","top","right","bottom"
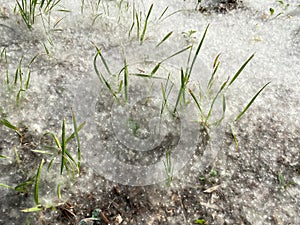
{"left": 100, "top": 211, "right": 110, "bottom": 224}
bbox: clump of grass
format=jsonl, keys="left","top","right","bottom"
{"left": 2, "top": 54, "right": 37, "bottom": 107}
{"left": 0, "top": 111, "right": 85, "bottom": 213}
{"left": 93, "top": 42, "right": 191, "bottom": 104}
{"left": 14, "top": 56, "right": 32, "bottom": 106}
{"left": 16, "top": 0, "right": 38, "bottom": 29}
{"left": 128, "top": 3, "right": 153, "bottom": 44}
{"left": 185, "top": 25, "right": 270, "bottom": 131}
{"left": 46, "top": 113, "right": 85, "bottom": 176}
{"left": 15, "top": 0, "right": 66, "bottom": 30}
{"left": 173, "top": 24, "right": 209, "bottom": 115}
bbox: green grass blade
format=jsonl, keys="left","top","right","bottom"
{"left": 21, "top": 205, "right": 43, "bottom": 213}
{"left": 47, "top": 158, "right": 54, "bottom": 171}
{"left": 14, "top": 147, "right": 21, "bottom": 164}
{"left": 208, "top": 61, "right": 220, "bottom": 90}
{"left": 228, "top": 54, "right": 254, "bottom": 86}
{"left": 188, "top": 24, "right": 209, "bottom": 79}
{"left": 235, "top": 82, "right": 270, "bottom": 121}
{"left": 173, "top": 68, "right": 185, "bottom": 114}
{"left": 0, "top": 119, "right": 18, "bottom": 131}
{"left": 156, "top": 31, "right": 173, "bottom": 47}
{"left": 17, "top": 1, "right": 31, "bottom": 29}
{"left": 0, "top": 47, "right": 5, "bottom": 60}
{"left": 15, "top": 178, "right": 34, "bottom": 193}
{"left": 0, "top": 119, "right": 22, "bottom": 137}
{"left": 34, "top": 158, "right": 44, "bottom": 205}
{"left": 93, "top": 44, "right": 112, "bottom": 75}
{"left": 208, "top": 53, "right": 221, "bottom": 89}
{"left": 206, "top": 78, "right": 228, "bottom": 124}
{"left": 40, "top": 0, "right": 46, "bottom": 8}
{"left": 160, "top": 83, "right": 167, "bottom": 115}
{"left": 29, "top": 53, "right": 38, "bottom": 66}
{"left": 213, "top": 94, "right": 226, "bottom": 126}
{"left": 1, "top": 48, "right": 9, "bottom": 85}
{"left": 128, "top": 21, "right": 135, "bottom": 37}
{"left": 140, "top": 4, "right": 153, "bottom": 43}
{"left": 230, "top": 123, "right": 239, "bottom": 150}
{"left": 158, "top": 6, "right": 168, "bottom": 20}
{"left": 0, "top": 154, "right": 7, "bottom": 159}
{"left": 57, "top": 183, "right": 62, "bottom": 199}
{"left": 150, "top": 63, "right": 161, "bottom": 77}
{"left": 189, "top": 89, "right": 204, "bottom": 116}
{"left": 135, "top": 12, "right": 140, "bottom": 40}
{"left": 160, "top": 76, "right": 173, "bottom": 115}
{"left": 16, "top": 89, "right": 25, "bottom": 107}
{"left": 93, "top": 49, "right": 117, "bottom": 99}
{"left": 25, "top": 71, "right": 31, "bottom": 89}
{"left": 60, "top": 119, "right": 66, "bottom": 175}
{"left": 31, "top": 149, "right": 53, "bottom": 155}
{"left": 0, "top": 183, "right": 14, "bottom": 190}
{"left": 66, "top": 121, "right": 86, "bottom": 144}
{"left": 118, "top": 80, "right": 123, "bottom": 93}
{"left": 122, "top": 49, "right": 129, "bottom": 102}
{"left": 71, "top": 110, "right": 82, "bottom": 172}
{"left": 49, "top": 133, "right": 61, "bottom": 149}
{"left": 43, "top": 42, "right": 50, "bottom": 56}
{"left": 161, "top": 45, "right": 192, "bottom": 64}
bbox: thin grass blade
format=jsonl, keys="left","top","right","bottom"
{"left": 161, "top": 45, "right": 192, "bottom": 64}
{"left": 0, "top": 119, "right": 18, "bottom": 131}
{"left": 122, "top": 49, "right": 129, "bottom": 101}
{"left": 34, "top": 158, "right": 45, "bottom": 205}
{"left": 71, "top": 110, "right": 82, "bottom": 172}
{"left": 93, "top": 44, "right": 112, "bottom": 75}
{"left": 188, "top": 24, "right": 209, "bottom": 79}
{"left": 234, "top": 82, "right": 270, "bottom": 121}
{"left": 93, "top": 52, "right": 117, "bottom": 99}
{"left": 158, "top": 6, "right": 169, "bottom": 20}
{"left": 173, "top": 68, "right": 185, "bottom": 114}
{"left": 0, "top": 183, "right": 14, "bottom": 190}
{"left": 208, "top": 53, "right": 221, "bottom": 89}
{"left": 60, "top": 119, "right": 66, "bottom": 175}
{"left": 150, "top": 63, "right": 161, "bottom": 77}
{"left": 213, "top": 94, "right": 226, "bottom": 126}
{"left": 15, "top": 178, "right": 34, "bottom": 193}
{"left": 228, "top": 54, "right": 254, "bottom": 86}
{"left": 66, "top": 121, "right": 86, "bottom": 143}
{"left": 21, "top": 205, "right": 43, "bottom": 213}
{"left": 156, "top": 31, "right": 173, "bottom": 47}
{"left": 189, "top": 89, "right": 204, "bottom": 116}
{"left": 140, "top": 4, "right": 153, "bottom": 42}
{"left": 205, "top": 78, "right": 228, "bottom": 124}
{"left": 48, "top": 132, "right": 61, "bottom": 149}
{"left": 0, "top": 154, "right": 7, "bottom": 159}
